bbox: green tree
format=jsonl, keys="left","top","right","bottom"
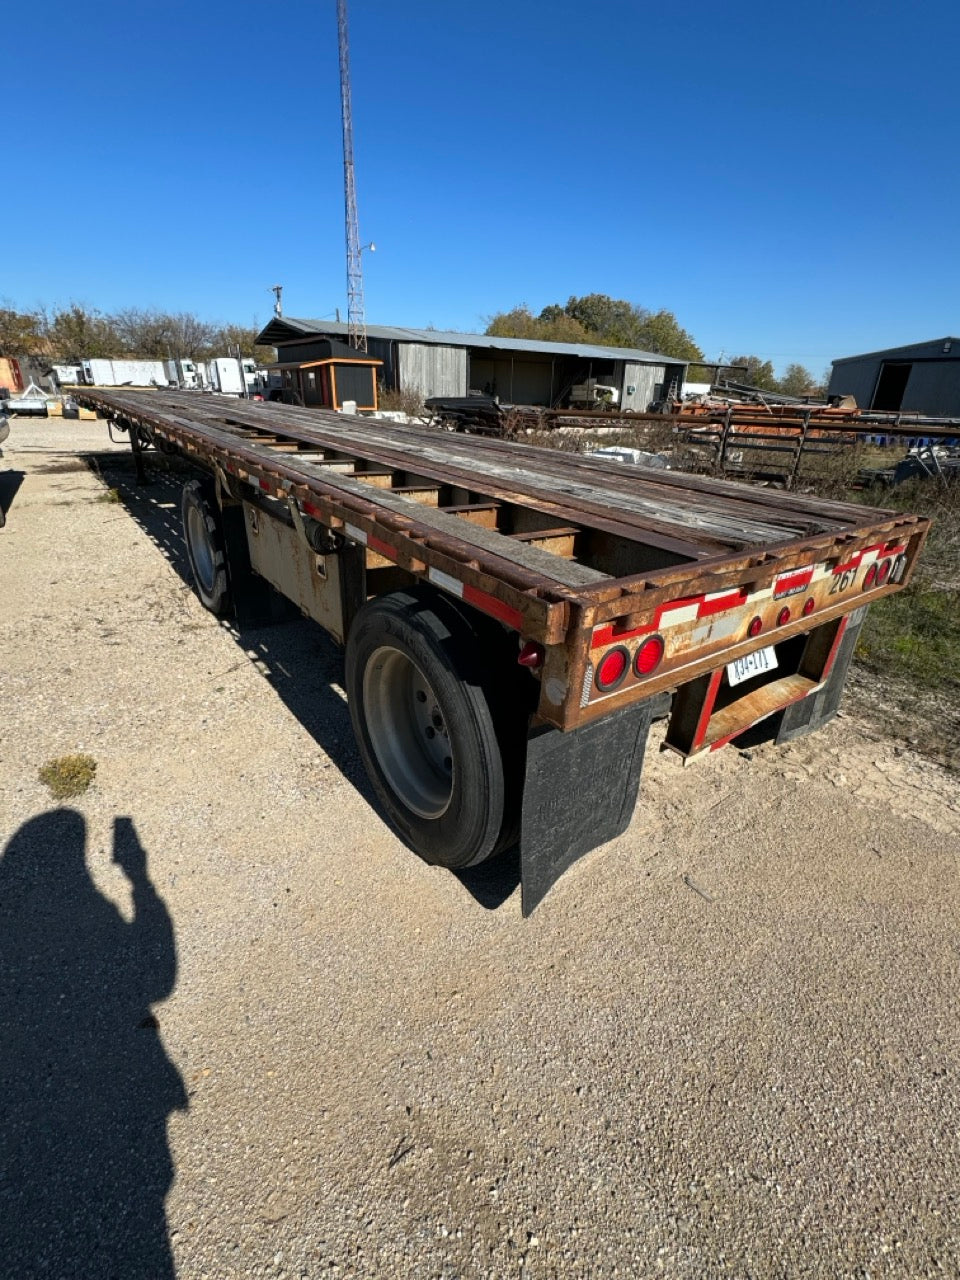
{"left": 632, "top": 309, "right": 703, "bottom": 362}
{"left": 562, "top": 294, "right": 642, "bottom": 346}
{"left": 485, "top": 305, "right": 545, "bottom": 341}
{"left": 777, "top": 362, "right": 817, "bottom": 397}
{"left": 486, "top": 294, "right": 703, "bottom": 361}
{"left": 727, "top": 355, "right": 779, "bottom": 391}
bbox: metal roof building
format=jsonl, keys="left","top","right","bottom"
{"left": 256, "top": 317, "right": 688, "bottom": 411}
{"left": 828, "top": 337, "right": 960, "bottom": 416}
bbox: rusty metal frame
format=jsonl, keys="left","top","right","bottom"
{"left": 79, "top": 388, "right": 931, "bottom": 731}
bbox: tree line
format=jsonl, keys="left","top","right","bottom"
{"left": 0, "top": 303, "right": 275, "bottom": 364}
{"left": 485, "top": 295, "right": 826, "bottom": 397}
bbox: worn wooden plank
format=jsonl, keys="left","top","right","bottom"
{"left": 94, "top": 394, "right": 608, "bottom": 590}
{"left": 82, "top": 388, "right": 916, "bottom": 608}
{"left": 200, "top": 393, "right": 895, "bottom": 531}
{"left": 102, "top": 390, "right": 725, "bottom": 561}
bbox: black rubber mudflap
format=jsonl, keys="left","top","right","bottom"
{"left": 520, "top": 694, "right": 669, "bottom": 915}
{"left": 774, "top": 604, "right": 869, "bottom": 745}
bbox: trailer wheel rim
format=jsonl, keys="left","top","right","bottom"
{"left": 363, "top": 646, "right": 454, "bottom": 819}
{"left": 186, "top": 504, "right": 217, "bottom": 594}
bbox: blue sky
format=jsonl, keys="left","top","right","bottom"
{"left": 3, "top": 0, "right": 958, "bottom": 375}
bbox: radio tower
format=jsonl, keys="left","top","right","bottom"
{"left": 337, "top": 0, "right": 367, "bottom": 352}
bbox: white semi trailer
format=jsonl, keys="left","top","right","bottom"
{"left": 80, "top": 359, "right": 167, "bottom": 387}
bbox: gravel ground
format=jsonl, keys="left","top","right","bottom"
{"left": 2, "top": 416, "right": 959, "bottom": 1279}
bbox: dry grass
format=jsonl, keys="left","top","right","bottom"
{"left": 378, "top": 386, "right": 427, "bottom": 417}
{"left": 39, "top": 753, "right": 97, "bottom": 800}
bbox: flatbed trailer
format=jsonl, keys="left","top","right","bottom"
{"left": 79, "top": 388, "right": 930, "bottom": 911}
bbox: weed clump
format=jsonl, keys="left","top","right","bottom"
{"left": 39, "top": 754, "right": 97, "bottom": 800}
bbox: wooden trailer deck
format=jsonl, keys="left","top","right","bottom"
{"left": 78, "top": 388, "right": 929, "bottom": 731}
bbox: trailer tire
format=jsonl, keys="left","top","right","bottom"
{"left": 181, "top": 479, "right": 230, "bottom": 616}
{"left": 345, "top": 589, "right": 518, "bottom": 870}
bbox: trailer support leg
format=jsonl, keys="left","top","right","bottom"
{"left": 129, "top": 423, "right": 148, "bottom": 485}
{"left": 519, "top": 693, "right": 670, "bottom": 915}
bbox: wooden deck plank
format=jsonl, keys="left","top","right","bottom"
{"left": 82, "top": 389, "right": 913, "bottom": 606}
{"left": 174, "top": 393, "right": 893, "bottom": 538}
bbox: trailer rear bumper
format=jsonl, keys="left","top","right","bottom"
{"left": 663, "top": 606, "right": 869, "bottom": 760}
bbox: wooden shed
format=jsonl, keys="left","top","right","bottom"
{"left": 269, "top": 339, "right": 381, "bottom": 412}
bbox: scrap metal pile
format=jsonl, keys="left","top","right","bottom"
{"left": 422, "top": 390, "right": 960, "bottom": 488}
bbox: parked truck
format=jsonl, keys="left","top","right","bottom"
{"left": 76, "top": 387, "right": 930, "bottom": 912}
{"left": 205, "top": 355, "right": 261, "bottom": 396}
{"left": 164, "top": 358, "right": 201, "bottom": 389}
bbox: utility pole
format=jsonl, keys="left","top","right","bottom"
{"left": 337, "top": 0, "right": 367, "bottom": 352}
{"left": 271, "top": 284, "right": 283, "bottom": 318}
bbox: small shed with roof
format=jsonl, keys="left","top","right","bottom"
{"left": 268, "top": 337, "right": 381, "bottom": 411}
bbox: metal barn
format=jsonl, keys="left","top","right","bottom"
{"left": 828, "top": 337, "right": 960, "bottom": 416}
{"left": 256, "top": 317, "right": 688, "bottom": 411}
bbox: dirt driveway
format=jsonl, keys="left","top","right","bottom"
{"left": 2, "top": 417, "right": 959, "bottom": 1278}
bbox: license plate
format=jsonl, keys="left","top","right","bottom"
{"left": 727, "top": 645, "right": 778, "bottom": 687}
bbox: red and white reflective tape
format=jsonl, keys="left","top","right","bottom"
{"left": 335, "top": 528, "right": 525, "bottom": 631}
{"left": 427, "top": 567, "right": 524, "bottom": 630}
{"left": 344, "top": 521, "right": 396, "bottom": 561}
{"left": 831, "top": 543, "right": 906, "bottom": 575}
{"left": 591, "top": 540, "right": 910, "bottom": 651}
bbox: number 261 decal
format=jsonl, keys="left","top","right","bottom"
{"left": 829, "top": 568, "right": 857, "bottom": 594}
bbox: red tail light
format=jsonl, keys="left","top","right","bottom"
{"left": 595, "top": 646, "right": 629, "bottom": 692}
{"left": 748, "top": 616, "right": 763, "bottom": 638}
{"left": 802, "top": 597, "right": 815, "bottom": 617}
{"left": 876, "top": 558, "right": 891, "bottom": 586}
{"left": 517, "top": 640, "right": 545, "bottom": 669}
{"left": 634, "top": 634, "right": 665, "bottom": 677}
{"left": 777, "top": 606, "right": 791, "bottom": 626}
{"left": 863, "top": 563, "right": 878, "bottom": 589}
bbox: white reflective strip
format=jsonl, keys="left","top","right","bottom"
{"left": 659, "top": 602, "right": 700, "bottom": 627}
{"left": 344, "top": 522, "right": 367, "bottom": 545}
{"left": 427, "top": 567, "right": 464, "bottom": 598}
{"left": 691, "top": 615, "right": 740, "bottom": 646}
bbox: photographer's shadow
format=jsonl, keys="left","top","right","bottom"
{"left": 0, "top": 811, "right": 185, "bottom": 1277}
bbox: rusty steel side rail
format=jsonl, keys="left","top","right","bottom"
{"left": 83, "top": 392, "right": 581, "bottom": 646}
{"left": 78, "top": 388, "right": 931, "bottom": 731}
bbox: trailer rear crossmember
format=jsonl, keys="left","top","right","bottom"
{"left": 79, "top": 389, "right": 929, "bottom": 911}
